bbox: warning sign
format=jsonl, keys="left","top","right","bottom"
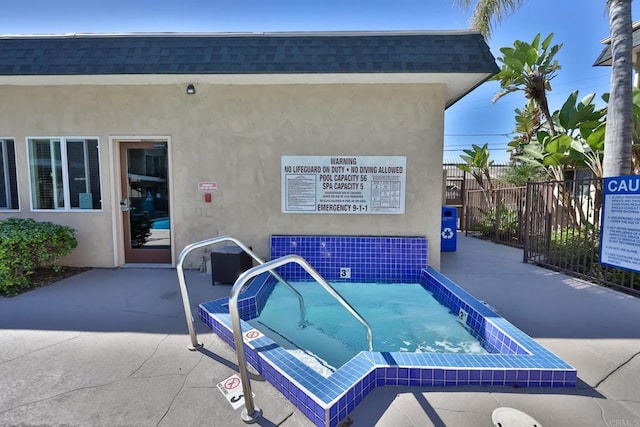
{"left": 216, "top": 374, "right": 254, "bottom": 410}
{"left": 198, "top": 182, "right": 218, "bottom": 191}
{"left": 601, "top": 175, "right": 640, "bottom": 273}
{"left": 243, "top": 329, "right": 263, "bottom": 341}
{"left": 281, "top": 155, "right": 406, "bottom": 214}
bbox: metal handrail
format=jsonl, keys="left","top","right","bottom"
{"left": 176, "top": 235, "right": 306, "bottom": 350}
{"left": 229, "top": 254, "right": 374, "bottom": 423}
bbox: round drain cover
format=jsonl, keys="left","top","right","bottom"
{"left": 492, "top": 407, "right": 542, "bottom": 427}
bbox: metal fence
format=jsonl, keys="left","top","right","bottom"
{"left": 463, "top": 177, "right": 640, "bottom": 296}
{"left": 443, "top": 162, "right": 512, "bottom": 232}
{"left": 522, "top": 178, "right": 639, "bottom": 296}
{"left": 465, "top": 186, "right": 527, "bottom": 247}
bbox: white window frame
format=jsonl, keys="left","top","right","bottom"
{"left": 0, "top": 137, "right": 19, "bottom": 211}
{"left": 27, "top": 136, "right": 103, "bottom": 211}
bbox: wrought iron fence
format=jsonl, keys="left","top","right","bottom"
{"left": 464, "top": 186, "right": 527, "bottom": 247}
{"left": 522, "top": 178, "right": 639, "bottom": 296}
{"left": 444, "top": 162, "right": 512, "bottom": 232}
{"left": 463, "top": 177, "right": 639, "bottom": 296}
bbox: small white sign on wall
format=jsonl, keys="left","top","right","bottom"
{"left": 198, "top": 182, "right": 218, "bottom": 191}
{"left": 281, "top": 155, "right": 406, "bottom": 214}
{"left": 340, "top": 267, "right": 351, "bottom": 279}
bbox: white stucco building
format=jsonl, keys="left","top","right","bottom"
{"left": 0, "top": 31, "right": 497, "bottom": 269}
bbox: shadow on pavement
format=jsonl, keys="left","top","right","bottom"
{"left": 0, "top": 268, "right": 226, "bottom": 335}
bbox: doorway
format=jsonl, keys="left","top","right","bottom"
{"left": 119, "top": 141, "right": 171, "bottom": 263}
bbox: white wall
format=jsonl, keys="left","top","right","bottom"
{"left": 0, "top": 83, "right": 446, "bottom": 269}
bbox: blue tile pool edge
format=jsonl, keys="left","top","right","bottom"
{"left": 199, "top": 267, "right": 577, "bottom": 427}
{"left": 270, "top": 235, "right": 428, "bottom": 283}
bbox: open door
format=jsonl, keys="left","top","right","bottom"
{"left": 119, "top": 141, "right": 171, "bottom": 263}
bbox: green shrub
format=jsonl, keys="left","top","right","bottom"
{"left": 546, "top": 227, "right": 640, "bottom": 291}
{"left": 0, "top": 218, "right": 77, "bottom": 296}
{"left": 546, "top": 227, "right": 598, "bottom": 270}
{"left": 472, "top": 206, "right": 519, "bottom": 239}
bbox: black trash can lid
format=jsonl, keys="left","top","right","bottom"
{"left": 212, "top": 245, "right": 244, "bottom": 254}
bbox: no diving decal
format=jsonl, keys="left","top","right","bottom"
{"left": 243, "top": 329, "right": 263, "bottom": 341}
{"left": 216, "top": 374, "right": 255, "bottom": 410}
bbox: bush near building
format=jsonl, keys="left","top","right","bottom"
{"left": 0, "top": 218, "right": 77, "bottom": 296}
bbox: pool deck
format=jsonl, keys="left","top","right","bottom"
{"left": 0, "top": 234, "right": 638, "bottom": 426}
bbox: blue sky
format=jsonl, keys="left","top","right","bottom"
{"left": 2, "top": 0, "right": 637, "bottom": 162}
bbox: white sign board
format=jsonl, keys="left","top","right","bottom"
{"left": 600, "top": 175, "right": 640, "bottom": 273}
{"left": 216, "top": 374, "right": 255, "bottom": 410}
{"left": 281, "top": 156, "right": 406, "bottom": 214}
{"left": 243, "top": 329, "right": 263, "bottom": 341}
{"left": 198, "top": 182, "right": 218, "bottom": 191}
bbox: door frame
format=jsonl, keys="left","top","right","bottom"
{"left": 112, "top": 136, "right": 174, "bottom": 266}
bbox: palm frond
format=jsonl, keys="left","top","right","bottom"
{"left": 469, "top": 0, "right": 527, "bottom": 38}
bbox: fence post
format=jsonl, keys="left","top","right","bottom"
{"left": 493, "top": 190, "right": 501, "bottom": 243}
{"left": 461, "top": 170, "right": 467, "bottom": 231}
{"left": 523, "top": 180, "right": 532, "bottom": 263}
{"left": 465, "top": 204, "right": 469, "bottom": 236}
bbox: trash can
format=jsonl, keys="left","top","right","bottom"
{"left": 210, "top": 246, "right": 253, "bottom": 285}
{"left": 441, "top": 206, "right": 457, "bottom": 252}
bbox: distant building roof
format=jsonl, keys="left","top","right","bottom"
{"left": 593, "top": 21, "right": 640, "bottom": 66}
{"left": 0, "top": 31, "right": 497, "bottom": 76}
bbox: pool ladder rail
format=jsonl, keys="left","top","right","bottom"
{"left": 176, "top": 235, "right": 306, "bottom": 351}
{"left": 229, "top": 254, "right": 373, "bottom": 423}
{"left": 176, "top": 236, "right": 374, "bottom": 424}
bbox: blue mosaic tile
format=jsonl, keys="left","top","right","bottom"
{"left": 271, "top": 235, "right": 427, "bottom": 282}
{"left": 198, "top": 236, "right": 576, "bottom": 427}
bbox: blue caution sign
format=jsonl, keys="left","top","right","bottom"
{"left": 600, "top": 175, "right": 640, "bottom": 273}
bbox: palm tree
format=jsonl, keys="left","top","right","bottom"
{"left": 454, "top": 0, "right": 525, "bottom": 39}
{"left": 603, "top": 0, "right": 633, "bottom": 177}
{"left": 456, "top": 143, "right": 495, "bottom": 207}
{"left": 491, "top": 33, "right": 562, "bottom": 135}
{"left": 456, "top": 0, "right": 634, "bottom": 177}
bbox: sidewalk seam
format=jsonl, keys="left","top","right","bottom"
{"left": 155, "top": 349, "right": 205, "bottom": 426}
{"left": 0, "top": 332, "right": 82, "bottom": 366}
{"left": 595, "top": 350, "right": 640, "bottom": 389}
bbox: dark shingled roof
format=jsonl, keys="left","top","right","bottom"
{"left": 0, "top": 32, "right": 498, "bottom": 76}
{"left": 593, "top": 22, "right": 640, "bottom": 66}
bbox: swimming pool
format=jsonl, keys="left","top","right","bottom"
{"left": 249, "top": 281, "right": 488, "bottom": 370}
{"left": 199, "top": 235, "right": 576, "bottom": 427}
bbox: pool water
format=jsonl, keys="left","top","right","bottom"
{"left": 248, "top": 281, "right": 488, "bottom": 369}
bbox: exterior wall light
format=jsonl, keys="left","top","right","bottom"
{"left": 186, "top": 84, "right": 196, "bottom": 95}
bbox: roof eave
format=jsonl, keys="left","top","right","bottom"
{"left": 0, "top": 71, "right": 497, "bottom": 106}
{"left": 0, "top": 29, "right": 485, "bottom": 39}
{"left": 445, "top": 72, "right": 496, "bottom": 109}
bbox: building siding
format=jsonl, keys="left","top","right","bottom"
{"left": 0, "top": 83, "right": 445, "bottom": 269}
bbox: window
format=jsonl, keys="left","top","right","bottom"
{"left": 28, "top": 138, "right": 102, "bottom": 210}
{"left": 0, "top": 138, "right": 19, "bottom": 210}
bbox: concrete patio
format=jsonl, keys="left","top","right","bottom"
{"left": 0, "top": 234, "right": 638, "bottom": 426}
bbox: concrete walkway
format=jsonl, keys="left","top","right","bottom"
{"left": 0, "top": 234, "right": 639, "bottom": 426}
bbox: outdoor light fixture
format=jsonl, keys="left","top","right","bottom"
{"left": 186, "top": 84, "right": 196, "bottom": 95}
